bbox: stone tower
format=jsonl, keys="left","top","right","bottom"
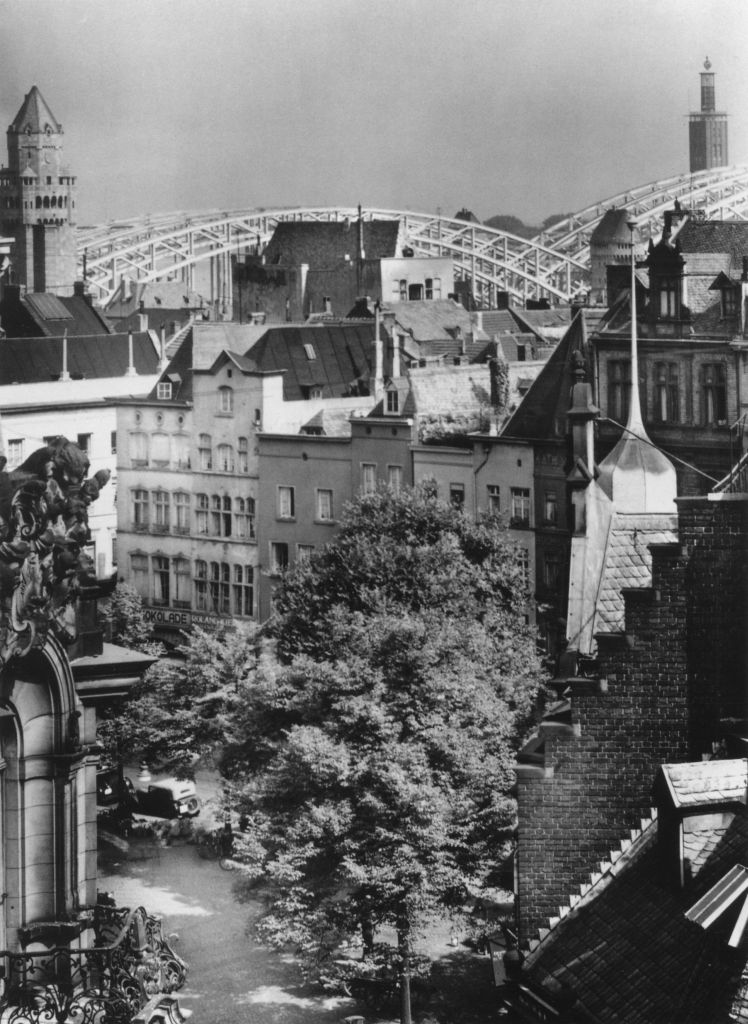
{"left": 688, "top": 57, "right": 729, "bottom": 172}
{"left": 0, "top": 86, "right": 77, "bottom": 295}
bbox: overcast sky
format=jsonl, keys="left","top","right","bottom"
{"left": 0, "top": 0, "right": 745, "bottom": 227}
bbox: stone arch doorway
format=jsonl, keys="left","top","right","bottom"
{"left": 0, "top": 634, "right": 85, "bottom": 946}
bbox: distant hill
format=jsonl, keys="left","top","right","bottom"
{"left": 483, "top": 213, "right": 572, "bottom": 238}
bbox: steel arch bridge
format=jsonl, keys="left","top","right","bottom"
{"left": 76, "top": 164, "right": 748, "bottom": 307}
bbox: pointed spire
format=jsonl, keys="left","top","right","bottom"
{"left": 9, "top": 86, "right": 62, "bottom": 134}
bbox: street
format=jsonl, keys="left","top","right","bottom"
{"left": 99, "top": 840, "right": 365, "bottom": 1024}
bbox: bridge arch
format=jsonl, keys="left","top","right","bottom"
{"left": 76, "top": 164, "right": 748, "bottom": 306}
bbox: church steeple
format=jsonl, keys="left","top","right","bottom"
{"left": 597, "top": 220, "right": 677, "bottom": 513}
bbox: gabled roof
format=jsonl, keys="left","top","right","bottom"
{"left": 247, "top": 323, "right": 377, "bottom": 401}
{"left": 522, "top": 797, "right": 748, "bottom": 1024}
{"left": 9, "top": 86, "right": 61, "bottom": 134}
{"left": 263, "top": 219, "right": 400, "bottom": 267}
{"left": 500, "top": 308, "right": 595, "bottom": 441}
{"left": 0, "top": 333, "right": 159, "bottom": 385}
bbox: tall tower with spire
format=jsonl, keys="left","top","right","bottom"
{"left": 688, "top": 57, "right": 728, "bottom": 172}
{"left": 0, "top": 86, "right": 78, "bottom": 295}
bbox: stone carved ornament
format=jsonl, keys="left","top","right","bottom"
{"left": 0, "top": 436, "right": 109, "bottom": 662}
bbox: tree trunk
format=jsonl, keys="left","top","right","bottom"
{"left": 398, "top": 925, "right": 412, "bottom": 1024}
{"left": 360, "top": 909, "right": 375, "bottom": 957}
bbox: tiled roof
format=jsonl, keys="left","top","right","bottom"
{"left": 247, "top": 323, "right": 376, "bottom": 401}
{"left": 595, "top": 513, "right": 678, "bottom": 635}
{"left": 523, "top": 804, "right": 748, "bottom": 1024}
{"left": 0, "top": 333, "right": 158, "bottom": 385}
{"left": 113, "top": 308, "right": 194, "bottom": 336}
{"left": 263, "top": 219, "right": 400, "bottom": 267}
{"left": 677, "top": 220, "right": 748, "bottom": 257}
{"left": 388, "top": 299, "right": 482, "bottom": 343}
{"left": 103, "top": 280, "right": 205, "bottom": 318}
{"left": 480, "top": 309, "right": 521, "bottom": 336}
{"left": 0, "top": 292, "right": 113, "bottom": 339}
{"left": 660, "top": 760, "right": 748, "bottom": 809}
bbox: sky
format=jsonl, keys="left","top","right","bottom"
{"left": 0, "top": 0, "right": 746, "bottom": 227}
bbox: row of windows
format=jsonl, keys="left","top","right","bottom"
{"left": 6, "top": 432, "right": 96, "bottom": 470}
{"left": 393, "top": 278, "right": 442, "bottom": 302}
{"left": 277, "top": 485, "right": 333, "bottom": 522}
{"left": 130, "top": 555, "right": 254, "bottom": 617}
{"left": 608, "top": 360, "right": 728, "bottom": 426}
{"left": 130, "top": 432, "right": 251, "bottom": 472}
{"left": 131, "top": 489, "right": 255, "bottom": 539}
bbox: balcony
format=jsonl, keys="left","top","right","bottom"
{"left": 0, "top": 895, "right": 188, "bottom": 1024}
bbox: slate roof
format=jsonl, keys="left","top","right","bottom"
{"left": 523, "top": 809, "right": 748, "bottom": 1024}
{"left": 387, "top": 298, "right": 483, "bottom": 344}
{"left": 103, "top": 280, "right": 205, "bottom": 319}
{"left": 500, "top": 309, "right": 597, "bottom": 441}
{"left": 0, "top": 291, "right": 113, "bottom": 338}
{"left": 247, "top": 324, "right": 377, "bottom": 401}
{"left": 480, "top": 309, "right": 523, "bottom": 337}
{"left": 660, "top": 760, "right": 748, "bottom": 809}
{"left": 113, "top": 307, "right": 194, "bottom": 336}
{"left": 594, "top": 513, "right": 678, "bottom": 635}
{"left": 0, "top": 333, "right": 159, "bottom": 385}
{"left": 677, "top": 220, "right": 748, "bottom": 257}
{"left": 263, "top": 219, "right": 401, "bottom": 267}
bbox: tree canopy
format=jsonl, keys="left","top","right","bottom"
{"left": 225, "top": 486, "right": 545, "bottom": 1018}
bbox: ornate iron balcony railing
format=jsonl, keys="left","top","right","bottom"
{"left": 0, "top": 896, "right": 187, "bottom": 1024}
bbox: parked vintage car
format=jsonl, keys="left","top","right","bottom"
{"left": 96, "top": 764, "right": 135, "bottom": 811}
{"left": 131, "top": 777, "right": 201, "bottom": 819}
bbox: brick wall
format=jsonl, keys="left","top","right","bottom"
{"left": 516, "top": 494, "right": 748, "bottom": 943}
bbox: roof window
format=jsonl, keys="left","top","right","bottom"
{"left": 303, "top": 343, "right": 316, "bottom": 361}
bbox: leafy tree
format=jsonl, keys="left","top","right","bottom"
{"left": 226, "top": 486, "right": 544, "bottom": 1023}
{"left": 97, "top": 587, "right": 259, "bottom": 777}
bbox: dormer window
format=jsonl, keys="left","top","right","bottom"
{"left": 157, "top": 381, "right": 172, "bottom": 400}
{"left": 386, "top": 388, "right": 399, "bottom": 414}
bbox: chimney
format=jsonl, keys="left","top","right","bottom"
{"left": 138, "top": 311, "right": 148, "bottom": 332}
{"left": 159, "top": 326, "right": 168, "bottom": 370}
{"left": 358, "top": 204, "right": 365, "bottom": 260}
{"left": 60, "top": 330, "right": 71, "bottom": 382}
{"left": 371, "top": 303, "right": 384, "bottom": 400}
{"left": 73, "top": 280, "right": 85, "bottom": 297}
{"left": 126, "top": 332, "right": 137, "bottom": 376}
{"left": 392, "top": 334, "right": 401, "bottom": 378}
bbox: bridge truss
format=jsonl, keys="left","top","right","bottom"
{"left": 76, "top": 165, "right": 748, "bottom": 308}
